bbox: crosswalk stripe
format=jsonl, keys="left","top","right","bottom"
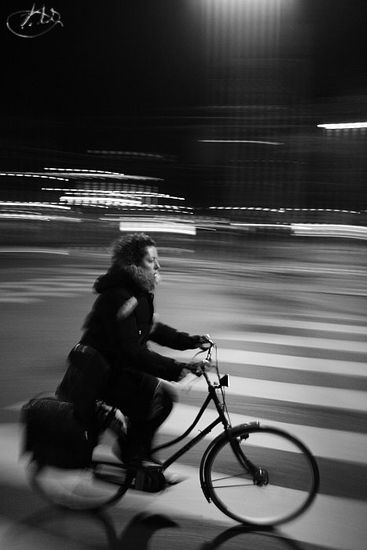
{"left": 5, "top": 398, "right": 366, "bottom": 463}
{"left": 7, "top": 361, "right": 367, "bottom": 417}
{"left": 146, "top": 475, "right": 367, "bottom": 550}
{"left": 175, "top": 374, "right": 367, "bottom": 411}
{"left": 161, "top": 403, "right": 367, "bottom": 464}
{"left": 223, "top": 318, "right": 367, "bottom": 335}
{"left": 218, "top": 332, "right": 367, "bottom": 353}
{"left": 162, "top": 347, "right": 367, "bottom": 377}
{"left": 0, "top": 426, "right": 366, "bottom": 550}
{"left": 123, "top": 472, "right": 367, "bottom": 550}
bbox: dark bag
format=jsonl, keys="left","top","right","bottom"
{"left": 21, "top": 396, "right": 98, "bottom": 469}
{"left": 56, "top": 343, "right": 111, "bottom": 427}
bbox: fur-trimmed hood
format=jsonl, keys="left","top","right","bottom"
{"left": 94, "top": 265, "right": 156, "bottom": 294}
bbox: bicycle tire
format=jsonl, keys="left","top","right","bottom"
{"left": 202, "top": 424, "right": 319, "bottom": 527}
{"left": 28, "top": 459, "right": 133, "bottom": 511}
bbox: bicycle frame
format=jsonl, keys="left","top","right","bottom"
{"left": 95, "top": 344, "right": 259, "bottom": 481}
{"left": 152, "top": 346, "right": 234, "bottom": 470}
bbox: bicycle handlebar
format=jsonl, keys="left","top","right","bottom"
{"left": 188, "top": 340, "right": 215, "bottom": 376}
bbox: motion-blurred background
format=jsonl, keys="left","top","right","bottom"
{"left": 0, "top": 2, "right": 366, "bottom": 550}
{"left": 1, "top": 0, "right": 367, "bottom": 249}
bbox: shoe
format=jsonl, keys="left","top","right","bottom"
{"left": 140, "top": 457, "right": 186, "bottom": 485}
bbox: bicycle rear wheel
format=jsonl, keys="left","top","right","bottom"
{"left": 28, "top": 459, "right": 133, "bottom": 511}
{"left": 203, "top": 425, "right": 319, "bottom": 527}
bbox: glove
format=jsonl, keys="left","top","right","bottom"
{"left": 191, "top": 334, "right": 213, "bottom": 350}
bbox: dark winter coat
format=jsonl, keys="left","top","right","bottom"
{"left": 79, "top": 265, "right": 197, "bottom": 382}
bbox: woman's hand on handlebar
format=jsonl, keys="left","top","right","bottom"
{"left": 192, "top": 334, "right": 214, "bottom": 350}
{"left": 179, "top": 359, "right": 211, "bottom": 380}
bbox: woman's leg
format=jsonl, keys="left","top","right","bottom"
{"left": 142, "top": 381, "right": 174, "bottom": 453}
{"left": 105, "top": 370, "right": 174, "bottom": 463}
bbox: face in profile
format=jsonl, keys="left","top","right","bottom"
{"left": 140, "top": 245, "right": 161, "bottom": 285}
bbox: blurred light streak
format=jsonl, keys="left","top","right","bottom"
{"left": 44, "top": 168, "right": 121, "bottom": 175}
{"left": 118, "top": 218, "right": 196, "bottom": 235}
{"left": 198, "top": 140, "right": 284, "bottom": 145}
{"left": 0, "top": 214, "right": 81, "bottom": 222}
{"left": 209, "top": 206, "right": 361, "bottom": 214}
{"left": 0, "top": 201, "right": 70, "bottom": 210}
{"left": 86, "top": 150, "right": 166, "bottom": 159}
{"left": 59, "top": 197, "right": 191, "bottom": 211}
{"left": 231, "top": 223, "right": 288, "bottom": 227}
{"left": 291, "top": 224, "right": 367, "bottom": 239}
{"left": 42, "top": 188, "right": 185, "bottom": 200}
{"left": 317, "top": 122, "right": 367, "bottom": 130}
{"left": 60, "top": 201, "right": 193, "bottom": 215}
{"left": 43, "top": 168, "right": 162, "bottom": 181}
{"left": 0, "top": 172, "right": 69, "bottom": 181}
{"left": 59, "top": 195, "right": 142, "bottom": 206}
{"left": 227, "top": 222, "right": 367, "bottom": 239}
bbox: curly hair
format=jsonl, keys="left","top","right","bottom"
{"left": 111, "top": 233, "right": 156, "bottom": 268}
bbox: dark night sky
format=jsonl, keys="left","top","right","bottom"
{"left": 2, "top": 0, "right": 367, "bottom": 117}
{"left": 306, "top": 0, "right": 367, "bottom": 98}
{"left": 1, "top": 1, "right": 367, "bottom": 208}
{"left": 1, "top": 0, "right": 206, "bottom": 117}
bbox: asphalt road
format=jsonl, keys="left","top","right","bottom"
{"left": 0, "top": 243, "right": 366, "bottom": 550}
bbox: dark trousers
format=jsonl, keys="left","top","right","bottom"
{"left": 104, "top": 369, "right": 174, "bottom": 461}
{"left": 57, "top": 345, "right": 174, "bottom": 462}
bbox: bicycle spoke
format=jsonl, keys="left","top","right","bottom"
{"left": 204, "top": 426, "right": 319, "bottom": 526}
{"left": 212, "top": 471, "right": 251, "bottom": 482}
{"left": 212, "top": 482, "right": 254, "bottom": 488}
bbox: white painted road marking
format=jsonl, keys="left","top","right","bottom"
{"left": 162, "top": 347, "right": 367, "bottom": 377}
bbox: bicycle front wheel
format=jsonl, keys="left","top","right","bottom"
{"left": 203, "top": 425, "right": 319, "bottom": 527}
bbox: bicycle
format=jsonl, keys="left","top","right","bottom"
{"left": 27, "top": 342, "right": 320, "bottom": 527}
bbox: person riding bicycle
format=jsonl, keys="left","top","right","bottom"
{"left": 57, "top": 232, "right": 210, "bottom": 466}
